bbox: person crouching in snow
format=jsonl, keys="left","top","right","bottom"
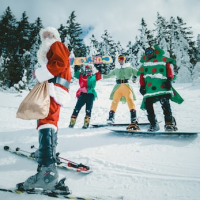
{"left": 69, "top": 64, "right": 101, "bottom": 129}
{"left": 138, "top": 45, "right": 184, "bottom": 132}
{"left": 103, "top": 55, "right": 139, "bottom": 131}
{"left": 22, "top": 27, "right": 71, "bottom": 191}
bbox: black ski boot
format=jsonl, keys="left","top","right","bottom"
{"left": 18, "top": 128, "right": 66, "bottom": 191}
{"left": 107, "top": 110, "right": 115, "bottom": 123}
{"left": 126, "top": 109, "right": 140, "bottom": 131}
{"left": 164, "top": 116, "right": 178, "bottom": 131}
{"left": 147, "top": 115, "right": 160, "bottom": 132}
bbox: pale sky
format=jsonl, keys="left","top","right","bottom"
{"left": 0, "top": 0, "right": 199, "bottom": 48}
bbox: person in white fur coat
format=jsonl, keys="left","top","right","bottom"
{"left": 20, "top": 27, "right": 71, "bottom": 192}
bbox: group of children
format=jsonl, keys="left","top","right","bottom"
{"left": 68, "top": 45, "right": 184, "bottom": 132}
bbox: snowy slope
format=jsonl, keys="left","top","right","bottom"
{"left": 0, "top": 79, "right": 200, "bottom": 200}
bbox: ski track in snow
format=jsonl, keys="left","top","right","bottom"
{"left": 0, "top": 81, "right": 200, "bottom": 200}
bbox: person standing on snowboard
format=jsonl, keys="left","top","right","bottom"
{"left": 21, "top": 27, "right": 71, "bottom": 191}
{"left": 138, "top": 45, "right": 184, "bottom": 132}
{"left": 103, "top": 55, "right": 139, "bottom": 131}
{"left": 69, "top": 64, "right": 102, "bottom": 129}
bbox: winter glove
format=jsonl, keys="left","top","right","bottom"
{"left": 94, "top": 64, "right": 103, "bottom": 74}
{"left": 132, "top": 75, "right": 137, "bottom": 83}
{"left": 74, "top": 65, "right": 80, "bottom": 72}
{"left": 139, "top": 86, "right": 146, "bottom": 95}
{"left": 162, "top": 77, "right": 172, "bottom": 90}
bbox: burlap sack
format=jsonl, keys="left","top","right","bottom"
{"left": 16, "top": 81, "right": 50, "bottom": 120}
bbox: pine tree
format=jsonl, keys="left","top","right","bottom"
{"left": 154, "top": 12, "right": 170, "bottom": 56}
{"left": 99, "top": 30, "right": 113, "bottom": 55}
{"left": 58, "top": 24, "right": 67, "bottom": 43}
{"left": 192, "top": 34, "right": 200, "bottom": 84}
{"left": 16, "top": 11, "right": 32, "bottom": 54}
{"left": 169, "top": 17, "right": 192, "bottom": 82}
{"left": 30, "top": 17, "right": 43, "bottom": 45}
{"left": 0, "top": 7, "right": 23, "bottom": 87}
{"left": 197, "top": 34, "right": 200, "bottom": 61}
{"left": 176, "top": 16, "right": 197, "bottom": 70}
{"left": 126, "top": 41, "right": 137, "bottom": 67}
{"left": 66, "top": 11, "right": 86, "bottom": 57}
{"left": 0, "top": 6, "right": 17, "bottom": 55}
{"left": 138, "top": 18, "right": 154, "bottom": 49}
{"left": 169, "top": 16, "right": 195, "bottom": 82}
{"left": 88, "top": 34, "right": 99, "bottom": 56}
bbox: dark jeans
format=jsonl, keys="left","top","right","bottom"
{"left": 72, "top": 93, "right": 95, "bottom": 117}
{"left": 145, "top": 94, "right": 173, "bottom": 122}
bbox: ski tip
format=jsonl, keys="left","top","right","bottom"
{"left": 4, "top": 146, "right": 9, "bottom": 150}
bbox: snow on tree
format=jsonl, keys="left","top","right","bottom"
{"left": 192, "top": 62, "right": 200, "bottom": 84}
{"left": 88, "top": 41, "right": 98, "bottom": 57}
{"left": 126, "top": 41, "right": 137, "bottom": 67}
{"left": 12, "top": 69, "right": 29, "bottom": 92}
{"left": 169, "top": 17, "right": 193, "bottom": 82}
{"left": 138, "top": 18, "right": 153, "bottom": 49}
{"left": 89, "top": 34, "right": 99, "bottom": 54}
{"left": 154, "top": 12, "right": 170, "bottom": 57}
{"left": 197, "top": 34, "right": 200, "bottom": 61}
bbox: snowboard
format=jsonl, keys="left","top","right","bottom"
{"left": 109, "top": 128, "right": 199, "bottom": 136}
{"left": 70, "top": 55, "right": 113, "bottom": 66}
{"left": 91, "top": 122, "right": 150, "bottom": 128}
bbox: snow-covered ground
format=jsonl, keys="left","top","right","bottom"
{"left": 0, "top": 79, "right": 200, "bottom": 200}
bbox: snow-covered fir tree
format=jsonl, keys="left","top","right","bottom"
{"left": 196, "top": 34, "right": 200, "bottom": 61}
{"left": 154, "top": 12, "right": 170, "bottom": 57}
{"left": 169, "top": 17, "right": 193, "bottom": 82}
{"left": 126, "top": 41, "right": 137, "bottom": 67}
{"left": 89, "top": 34, "right": 99, "bottom": 54}
{"left": 138, "top": 18, "right": 153, "bottom": 49}
{"left": 192, "top": 62, "right": 200, "bottom": 84}
{"left": 99, "top": 30, "right": 113, "bottom": 55}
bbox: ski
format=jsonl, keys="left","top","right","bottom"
{"left": 109, "top": 128, "right": 199, "bottom": 136}
{"left": 0, "top": 187, "right": 123, "bottom": 200}
{"left": 0, "top": 187, "right": 95, "bottom": 200}
{"left": 91, "top": 122, "right": 150, "bottom": 128}
{"left": 3, "top": 146, "right": 92, "bottom": 174}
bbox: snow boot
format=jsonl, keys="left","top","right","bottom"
{"left": 147, "top": 115, "right": 160, "bottom": 132}
{"left": 126, "top": 121, "right": 140, "bottom": 131}
{"left": 164, "top": 117, "right": 178, "bottom": 131}
{"left": 126, "top": 109, "right": 140, "bottom": 131}
{"left": 22, "top": 128, "right": 59, "bottom": 190}
{"left": 107, "top": 110, "right": 115, "bottom": 124}
{"left": 69, "top": 115, "right": 77, "bottom": 128}
{"left": 82, "top": 116, "right": 90, "bottom": 129}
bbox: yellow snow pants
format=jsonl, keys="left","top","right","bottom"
{"left": 110, "top": 84, "right": 136, "bottom": 112}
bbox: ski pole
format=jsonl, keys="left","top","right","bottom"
{"left": 31, "top": 145, "right": 78, "bottom": 164}
{"left": 31, "top": 145, "right": 89, "bottom": 169}
{"left": 15, "top": 147, "right": 32, "bottom": 154}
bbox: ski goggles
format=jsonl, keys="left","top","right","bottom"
{"left": 85, "top": 66, "right": 92, "bottom": 74}
{"left": 145, "top": 49, "right": 154, "bottom": 55}
{"left": 118, "top": 56, "right": 126, "bottom": 61}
